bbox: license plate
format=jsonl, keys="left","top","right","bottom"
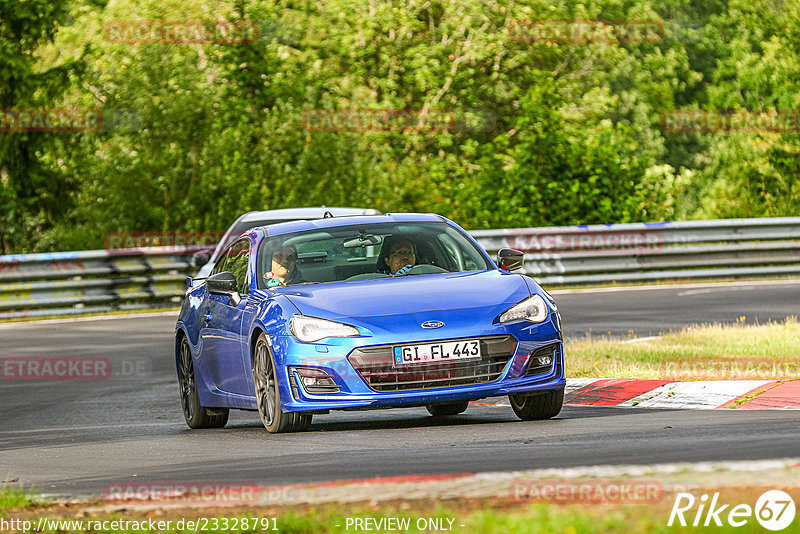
{"left": 393, "top": 340, "right": 482, "bottom": 366}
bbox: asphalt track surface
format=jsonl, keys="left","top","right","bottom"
{"left": 1, "top": 280, "right": 799, "bottom": 497}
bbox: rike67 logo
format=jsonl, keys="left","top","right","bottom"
{"left": 669, "top": 490, "right": 796, "bottom": 531}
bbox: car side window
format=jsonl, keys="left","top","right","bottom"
{"left": 211, "top": 248, "right": 231, "bottom": 276}
{"left": 226, "top": 238, "right": 251, "bottom": 294}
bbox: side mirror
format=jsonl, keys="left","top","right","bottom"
{"left": 206, "top": 271, "right": 241, "bottom": 306}
{"left": 497, "top": 248, "right": 524, "bottom": 272}
{"left": 191, "top": 250, "right": 212, "bottom": 268}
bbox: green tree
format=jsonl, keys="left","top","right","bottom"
{"left": 0, "top": 0, "right": 94, "bottom": 253}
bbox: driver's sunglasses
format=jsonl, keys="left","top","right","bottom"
{"left": 390, "top": 249, "right": 415, "bottom": 256}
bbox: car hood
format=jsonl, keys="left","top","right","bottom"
{"left": 280, "top": 270, "right": 530, "bottom": 323}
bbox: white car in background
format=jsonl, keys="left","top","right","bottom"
{"left": 192, "top": 207, "right": 381, "bottom": 279}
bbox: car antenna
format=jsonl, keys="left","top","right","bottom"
{"left": 323, "top": 211, "right": 334, "bottom": 218}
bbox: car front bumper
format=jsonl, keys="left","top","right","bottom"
{"left": 269, "top": 313, "right": 566, "bottom": 413}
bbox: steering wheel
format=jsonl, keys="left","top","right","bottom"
{"left": 398, "top": 264, "right": 448, "bottom": 276}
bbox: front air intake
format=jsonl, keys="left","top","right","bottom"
{"left": 348, "top": 335, "right": 518, "bottom": 392}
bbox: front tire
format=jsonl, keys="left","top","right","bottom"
{"left": 509, "top": 388, "right": 564, "bottom": 421}
{"left": 178, "top": 337, "right": 229, "bottom": 429}
{"left": 426, "top": 401, "right": 470, "bottom": 416}
{"left": 253, "top": 333, "right": 312, "bottom": 433}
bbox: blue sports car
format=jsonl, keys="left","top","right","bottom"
{"left": 175, "top": 213, "right": 565, "bottom": 432}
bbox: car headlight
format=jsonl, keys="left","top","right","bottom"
{"left": 289, "top": 315, "right": 360, "bottom": 342}
{"left": 499, "top": 294, "right": 549, "bottom": 324}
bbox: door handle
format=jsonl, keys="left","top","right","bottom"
{"left": 204, "top": 313, "right": 212, "bottom": 326}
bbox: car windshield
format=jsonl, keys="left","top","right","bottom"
{"left": 256, "top": 222, "right": 492, "bottom": 288}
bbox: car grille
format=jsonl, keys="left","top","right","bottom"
{"left": 525, "top": 343, "right": 561, "bottom": 376}
{"left": 347, "top": 335, "right": 517, "bottom": 392}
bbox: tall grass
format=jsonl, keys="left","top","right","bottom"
{"left": 566, "top": 317, "right": 800, "bottom": 380}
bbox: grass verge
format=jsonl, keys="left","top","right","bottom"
{"left": 0, "top": 488, "right": 32, "bottom": 510}
{"left": 0, "top": 491, "right": 785, "bottom": 533}
{"left": 566, "top": 317, "right": 800, "bottom": 380}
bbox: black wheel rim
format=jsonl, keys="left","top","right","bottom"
{"left": 254, "top": 340, "right": 277, "bottom": 427}
{"left": 178, "top": 340, "right": 195, "bottom": 421}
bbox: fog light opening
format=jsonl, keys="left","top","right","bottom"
{"left": 290, "top": 367, "right": 340, "bottom": 394}
{"left": 524, "top": 346, "right": 557, "bottom": 376}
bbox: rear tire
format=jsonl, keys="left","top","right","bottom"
{"left": 426, "top": 400, "right": 470, "bottom": 417}
{"left": 509, "top": 388, "right": 564, "bottom": 421}
{"left": 253, "top": 333, "right": 312, "bottom": 433}
{"left": 178, "top": 336, "right": 229, "bottom": 429}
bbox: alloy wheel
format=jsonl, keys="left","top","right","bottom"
{"left": 178, "top": 339, "right": 195, "bottom": 421}
{"left": 254, "top": 339, "right": 277, "bottom": 427}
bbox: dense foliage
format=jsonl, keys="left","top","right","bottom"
{"left": 1, "top": 0, "right": 798, "bottom": 253}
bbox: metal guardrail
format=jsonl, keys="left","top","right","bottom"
{"left": 471, "top": 217, "right": 800, "bottom": 285}
{"left": 0, "top": 248, "right": 198, "bottom": 319}
{"left": 1, "top": 217, "right": 799, "bottom": 319}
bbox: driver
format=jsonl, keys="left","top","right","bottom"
{"left": 383, "top": 237, "right": 417, "bottom": 275}
{"left": 265, "top": 244, "right": 302, "bottom": 287}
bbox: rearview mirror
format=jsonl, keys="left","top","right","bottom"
{"left": 206, "top": 271, "right": 241, "bottom": 305}
{"left": 343, "top": 234, "right": 382, "bottom": 248}
{"left": 497, "top": 248, "right": 524, "bottom": 272}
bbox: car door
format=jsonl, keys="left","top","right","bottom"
{"left": 200, "top": 239, "right": 251, "bottom": 396}
{"left": 197, "top": 246, "right": 229, "bottom": 390}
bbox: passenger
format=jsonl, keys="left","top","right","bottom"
{"left": 379, "top": 236, "right": 417, "bottom": 275}
{"left": 266, "top": 244, "right": 302, "bottom": 286}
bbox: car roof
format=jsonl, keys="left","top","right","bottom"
{"left": 239, "top": 207, "right": 381, "bottom": 223}
{"left": 253, "top": 213, "right": 447, "bottom": 236}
